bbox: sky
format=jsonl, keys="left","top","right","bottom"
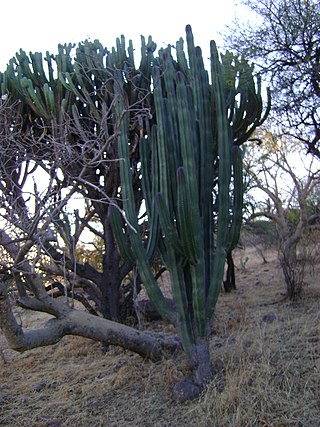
{"left": 0, "top": 0, "right": 246, "bottom": 70}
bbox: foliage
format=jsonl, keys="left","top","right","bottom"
{"left": 245, "top": 219, "right": 277, "bottom": 237}
{"left": 239, "top": 256, "right": 249, "bottom": 272}
{"left": 240, "top": 220, "right": 278, "bottom": 263}
{"left": 76, "top": 237, "right": 104, "bottom": 272}
{"left": 224, "top": 0, "right": 320, "bottom": 158}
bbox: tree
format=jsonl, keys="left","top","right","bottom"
{"left": 224, "top": 0, "right": 320, "bottom": 158}
{"left": 244, "top": 132, "right": 320, "bottom": 299}
{"left": 0, "top": 27, "right": 269, "bottom": 397}
{"left": 0, "top": 38, "right": 156, "bottom": 323}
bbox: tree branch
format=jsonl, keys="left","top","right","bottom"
{"left": 0, "top": 282, "right": 181, "bottom": 361}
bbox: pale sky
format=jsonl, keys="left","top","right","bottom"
{"left": 0, "top": 0, "right": 244, "bottom": 70}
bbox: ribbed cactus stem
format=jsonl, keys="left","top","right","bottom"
{"left": 205, "top": 40, "right": 232, "bottom": 317}
{"left": 115, "top": 85, "right": 176, "bottom": 325}
{"left": 227, "top": 146, "right": 244, "bottom": 252}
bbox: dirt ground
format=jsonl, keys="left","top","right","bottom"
{"left": 0, "top": 246, "right": 319, "bottom": 427}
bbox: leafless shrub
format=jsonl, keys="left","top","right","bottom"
{"left": 244, "top": 133, "right": 320, "bottom": 299}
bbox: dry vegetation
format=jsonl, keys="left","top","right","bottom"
{"left": 1, "top": 245, "right": 320, "bottom": 427}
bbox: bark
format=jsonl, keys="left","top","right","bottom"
{"left": 223, "top": 251, "right": 236, "bottom": 292}
{"left": 91, "top": 218, "right": 134, "bottom": 322}
{"left": 44, "top": 226, "right": 134, "bottom": 323}
{"left": 45, "top": 281, "right": 99, "bottom": 316}
{"left": 191, "top": 336, "right": 213, "bottom": 386}
{"left": 0, "top": 282, "right": 181, "bottom": 361}
{"left": 279, "top": 240, "right": 304, "bottom": 299}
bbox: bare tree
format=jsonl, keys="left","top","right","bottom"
{"left": 224, "top": 0, "right": 320, "bottom": 158}
{"left": 245, "top": 133, "right": 320, "bottom": 298}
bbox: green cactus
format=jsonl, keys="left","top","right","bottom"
{"left": 114, "top": 26, "right": 270, "bottom": 386}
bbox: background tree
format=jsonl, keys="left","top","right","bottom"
{"left": 224, "top": 0, "right": 320, "bottom": 158}
{"left": 244, "top": 132, "right": 320, "bottom": 298}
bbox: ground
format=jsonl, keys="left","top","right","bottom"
{"left": 0, "top": 246, "right": 319, "bottom": 427}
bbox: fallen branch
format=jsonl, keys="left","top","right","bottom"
{"left": 0, "top": 282, "right": 181, "bottom": 361}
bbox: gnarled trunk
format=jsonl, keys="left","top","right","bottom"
{"left": 0, "top": 282, "right": 181, "bottom": 361}
{"left": 191, "top": 336, "right": 213, "bottom": 386}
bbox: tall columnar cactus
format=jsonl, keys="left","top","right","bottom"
{"left": 113, "top": 26, "right": 270, "bottom": 386}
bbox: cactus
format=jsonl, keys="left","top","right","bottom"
{"left": 114, "top": 26, "right": 270, "bottom": 386}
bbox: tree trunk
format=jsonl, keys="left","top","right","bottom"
{"left": 191, "top": 336, "right": 213, "bottom": 386}
{"left": 99, "top": 272, "right": 121, "bottom": 321}
{"left": 279, "top": 240, "right": 304, "bottom": 299}
{"left": 0, "top": 282, "right": 181, "bottom": 361}
{"left": 172, "top": 335, "right": 213, "bottom": 402}
{"left": 99, "top": 221, "right": 134, "bottom": 322}
{"left": 223, "top": 251, "right": 236, "bottom": 292}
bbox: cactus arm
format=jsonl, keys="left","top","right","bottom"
{"left": 138, "top": 35, "right": 156, "bottom": 92}
{"left": 43, "top": 83, "right": 56, "bottom": 115}
{"left": 16, "top": 49, "right": 34, "bottom": 81}
{"left": 115, "top": 86, "right": 176, "bottom": 324}
{"left": 45, "top": 52, "right": 55, "bottom": 84}
{"left": 226, "top": 146, "right": 244, "bottom": 253}
{"left": 128, "top": 39, "right": 135, "bottom": 69}
{"left": 165, "top": 246, "right": 194, "bottom": 358}
{"left": 140, "top": 133, "right": 153, "bottom": 216}
{"left": 144, "top": 133, "right": 161, "bottom": 263}
{"left": 152, "top": 67, "right": 172, "bottom": 212}
{"left": 145, "top": 197, "right": 161, "bottom": 263}
{"left": 140, "top": 126, "right": 163, "bottom": 264}
{"left": 206, "top": 40, "right": 232, "bottom": 317}
{"left": 232, "top": 65, "right": 271, "bottom": 145}
{"left": 30, "top": 52, "right": 48, "bottom": 85}
{"left": 176, "top": 37, "right": 190, "bottom": 78}
{"left": 161, "top": 51, "right": 181, "bottom": 192}
{"left": 110, "top": 206, "right": 135, "bottom": 265}
{"left": 58, "top": 71, "right": 84, "bottom": 102}
{"left": 21, "top": 77, "right": 50, "bottom": 119}
{"left": 156, "top": 193, "right": 185, "bottom": 260}
{"left": 175, "top": 72, "right": 199, "bottom": 207}
{"left": 176, "top": 167, "right": 198, "bottom": 265}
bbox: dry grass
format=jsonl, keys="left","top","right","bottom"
{"left": 0, "top": 246, "right": 320, "bottom": 426}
